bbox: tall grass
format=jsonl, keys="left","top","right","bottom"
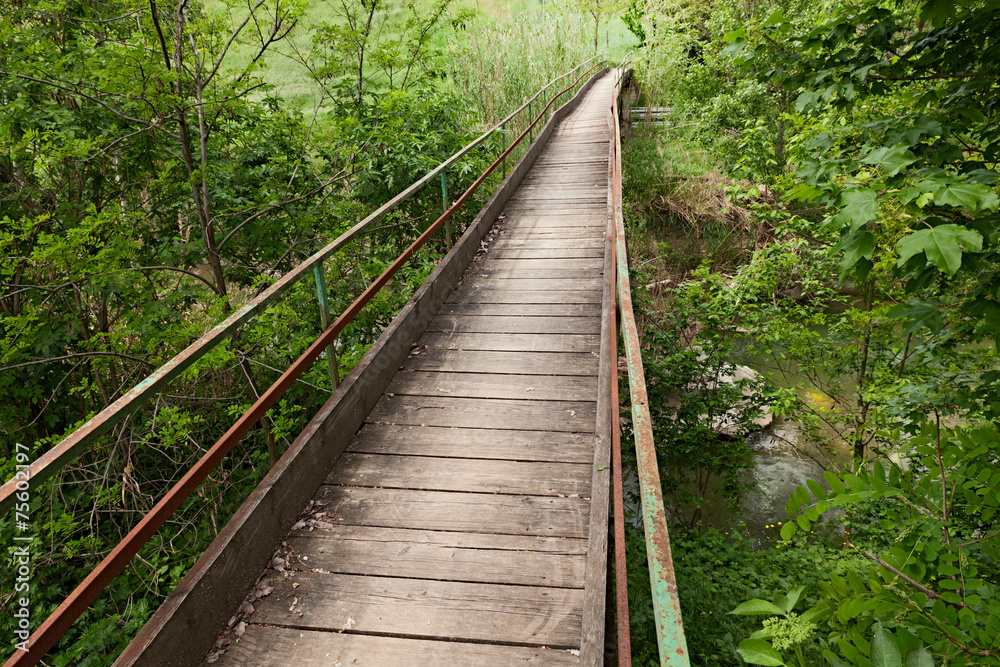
{"left": 445, "top": 12, "right": 592, "bottom": 125}
{"left": 622, "top": 126, "right": 759, "bottom": 286}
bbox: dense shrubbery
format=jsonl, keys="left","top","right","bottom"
{"left": 620, "top": 0, "right": 1000, "bottom": 664}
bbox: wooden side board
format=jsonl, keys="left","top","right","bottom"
{"left": 113, "top": 67, "right": 611, "bottom": 667}
{"left": 578, "top": 100, "right": 616, "bottom": 667}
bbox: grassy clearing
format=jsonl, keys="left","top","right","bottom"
{"left": 622, "top": 125, "right": 760, "bottom": 290}
{"left": 205, "top": 0, "right": 637, "bottom": 111}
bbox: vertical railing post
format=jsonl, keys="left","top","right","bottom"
{"left": 501, "top": 122, "right": 507, "bottom": 178}
{"left": 440, "top": 171, "right": 451, "bottom": 248}
{"left": 313, "top": 262, "right": 339, "bottom": 390}
{"left": 542, "top": 89, "right": 547, "bottom": 123}
{"left": 528, "top": 100, "right": 533, "bottom": 144}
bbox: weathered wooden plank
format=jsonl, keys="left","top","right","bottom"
{"left": 429, "top": 313, "right": 600, "bottom": 333}
{"left": 348, "top": 424, "right": 594, "bottom": 462}
{"left": 387, "top": 370, "right": 597, "bottom": 401}
{"left": 532, "top": 156, "right": 607, "bottom": 164}
{"left": 502, "top": 227, "right": 605, "bottom": 239}
{"left": 314, "top": 486, "right": 591, "bottom": 538}
{"left": 532, "top": 154, "right": 607, "bottom": 162}
{"left": 292, "top": 524, "right": 588, "bottom": 553}
{"left": 401, "top": 348, "right": 599, "bottom": 375}
{"left": 488, "top": 247, "right": 604, "bottom": 260}
{"left": 512, "top": 179, "right": 605, "bottom": 186}
{"left": 438, "top": 301, "right": 601, "bottom": 317}
{"left": 367, "top": 394, "right": 597, "bottom": 431}
{"left": 215, "top": 627, "right": 580, "bottom": 666}
{"left": 541, "top": 144, "right": 608, "bottom": 152}
{"left": 520, "top": 172, "right": 604, "bottom": 180}
{"left": 513, "top": 186, "right": 605, "bottom": 197}
{"left": 500, "top": 206, "right": 607, "bottom": 217}
{"left": 461, "top": 267, "right": 604, "bottom": 282}
{"left": 477, "top": 256, "right": 604, "bottom": 269}
{"left": 328, "top": 453, "right": 592, "bottom": 496}
{"left": 499, "top": 229, "right": 603, "bottom": 240}
{"left": 250, "top": 572, "right": 585, "bottom": 647}
{"left": 287, "top": 527, "right": 588, "bottom": 587}
{"left": 545, "top": 143, "right": 608, "bottom": 149}
{"left": 447, "top": 288, "right": 601, "bottom": 304}
{"left": 521, "top": 173, "right": 606, "bottom": 185}
{"left": 420, "top": 332, "right": 600, "bottom": 353}
{"left": 532, "top": 157, "right": 607, "bottom": 165}
{"left": 456, "top": 276, "right": 603, "bottom": 291}
{"left": 550, "top": 135, "right": 609, "bottom": 142}
{"left": 489, "top": 237, "right": 605, "bottom": 250}
{"left": 539, "top": 140, "right": 607, "bottom": 145}
{"left": 508, "top": 195, "right": 606, "bottom": 204}
{"left": 505, "top": 191, "right": 605, "bottom": 200}
{"left": 502, "top": 212, "right": 606, "bottom": 224}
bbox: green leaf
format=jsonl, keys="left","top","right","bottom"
{"left": 824, "top": 471, "right": 847, "bottom": 494}
{"left": 862, "top": 144, "right": 917, "bottom": 176}
{"left": 736, "top": 639, "right": 786, "bottom": 666}
{"left": 721, "top": 35, "right": 747, "bottom": 58}
{"left": 872, "top": 626, "right": 902, "bottom": 667}
{"left": 796, "top": 90, "right": 820, "bottom": 112}
{"left": 833, "top": 189, "right": 880, "bottom": 233}
{"left": 904, "top": 645, "right": 934, "bottom": 667}
{"left": 838, "top": 230, "right": 875, "bottom": 278}
{"left": 896, "top": 224, "right": 983, "bottom": 277}
{"left": 730, "top": 599, "right": 787, "bottom": 616}
{"left": 844, "top": 473, "right": 866, "bottom": 492}
{"left": 933, "top": 181, "right": 1000, "bottom": 211}
{"left": 806, "top": 479, "right": 827, "bottom": 501}
{"left": 783, "top": 586, "right": 806, "bottom": 613}
{"left": 824, "top": 651, "right": 851, "bottom": 667}
{"left": 887, "top": 298, "right": 944, "bottom": 334}
{"left": 920, "top": 0, "right": 956, "bottom": 26}
{"left": 781, "top": 522, "right": 798, "bottom": 540}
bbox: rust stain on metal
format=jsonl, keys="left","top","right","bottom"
{"left": 610, "top": 229, "right": 633, "bottom": 666}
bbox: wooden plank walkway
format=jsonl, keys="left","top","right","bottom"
{"left": 211, "top": 73, "right": 614, "bottom": 666}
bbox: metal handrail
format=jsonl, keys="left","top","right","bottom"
{"left": 0, "top": 56, "right": 605, "bottom": 516}
{"left": 6, "top": 58, "right": 608, "bottom": 667}
{"left": 610, "top": 65, "right": 691, "bottom": 665}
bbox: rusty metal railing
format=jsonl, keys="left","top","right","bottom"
{"left": 610, "top": 65, "right": 691, "bottom": 666}
{"left": 4, "top": 58, "right": 607, "bottom": 667}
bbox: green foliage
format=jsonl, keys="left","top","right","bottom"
{"left": 726, "top": 0, "right": 1000, "bottom": 338}
{"left": 619, "top": 0, "right": 646, "bottom": 45}
{"left": 622, "top": 519, "right": 868, "bottom": 666}
{"left": 691, "top": 79, "right": 783, "bottom": 180}
{"left": 624, "top": 1, "right": 1000, "bottom": 665}
{"left": 634, "top": 265, "right": 772, "bottom": 525}
{"left": 309, "top": 0, "right": 471, "bottom": 106}
{"left": 773, "top": 419, "right": 1000, "bottom": 664}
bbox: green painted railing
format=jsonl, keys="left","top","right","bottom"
{"left": 610, "top": 63, "right": 691, "bottom": 666}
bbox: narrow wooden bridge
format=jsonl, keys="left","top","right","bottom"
{"left": 3, "top": 63, "right": 688, "bottom": 667}
{"left": 202, "top": 73, "right": 614, "bottom": 667}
